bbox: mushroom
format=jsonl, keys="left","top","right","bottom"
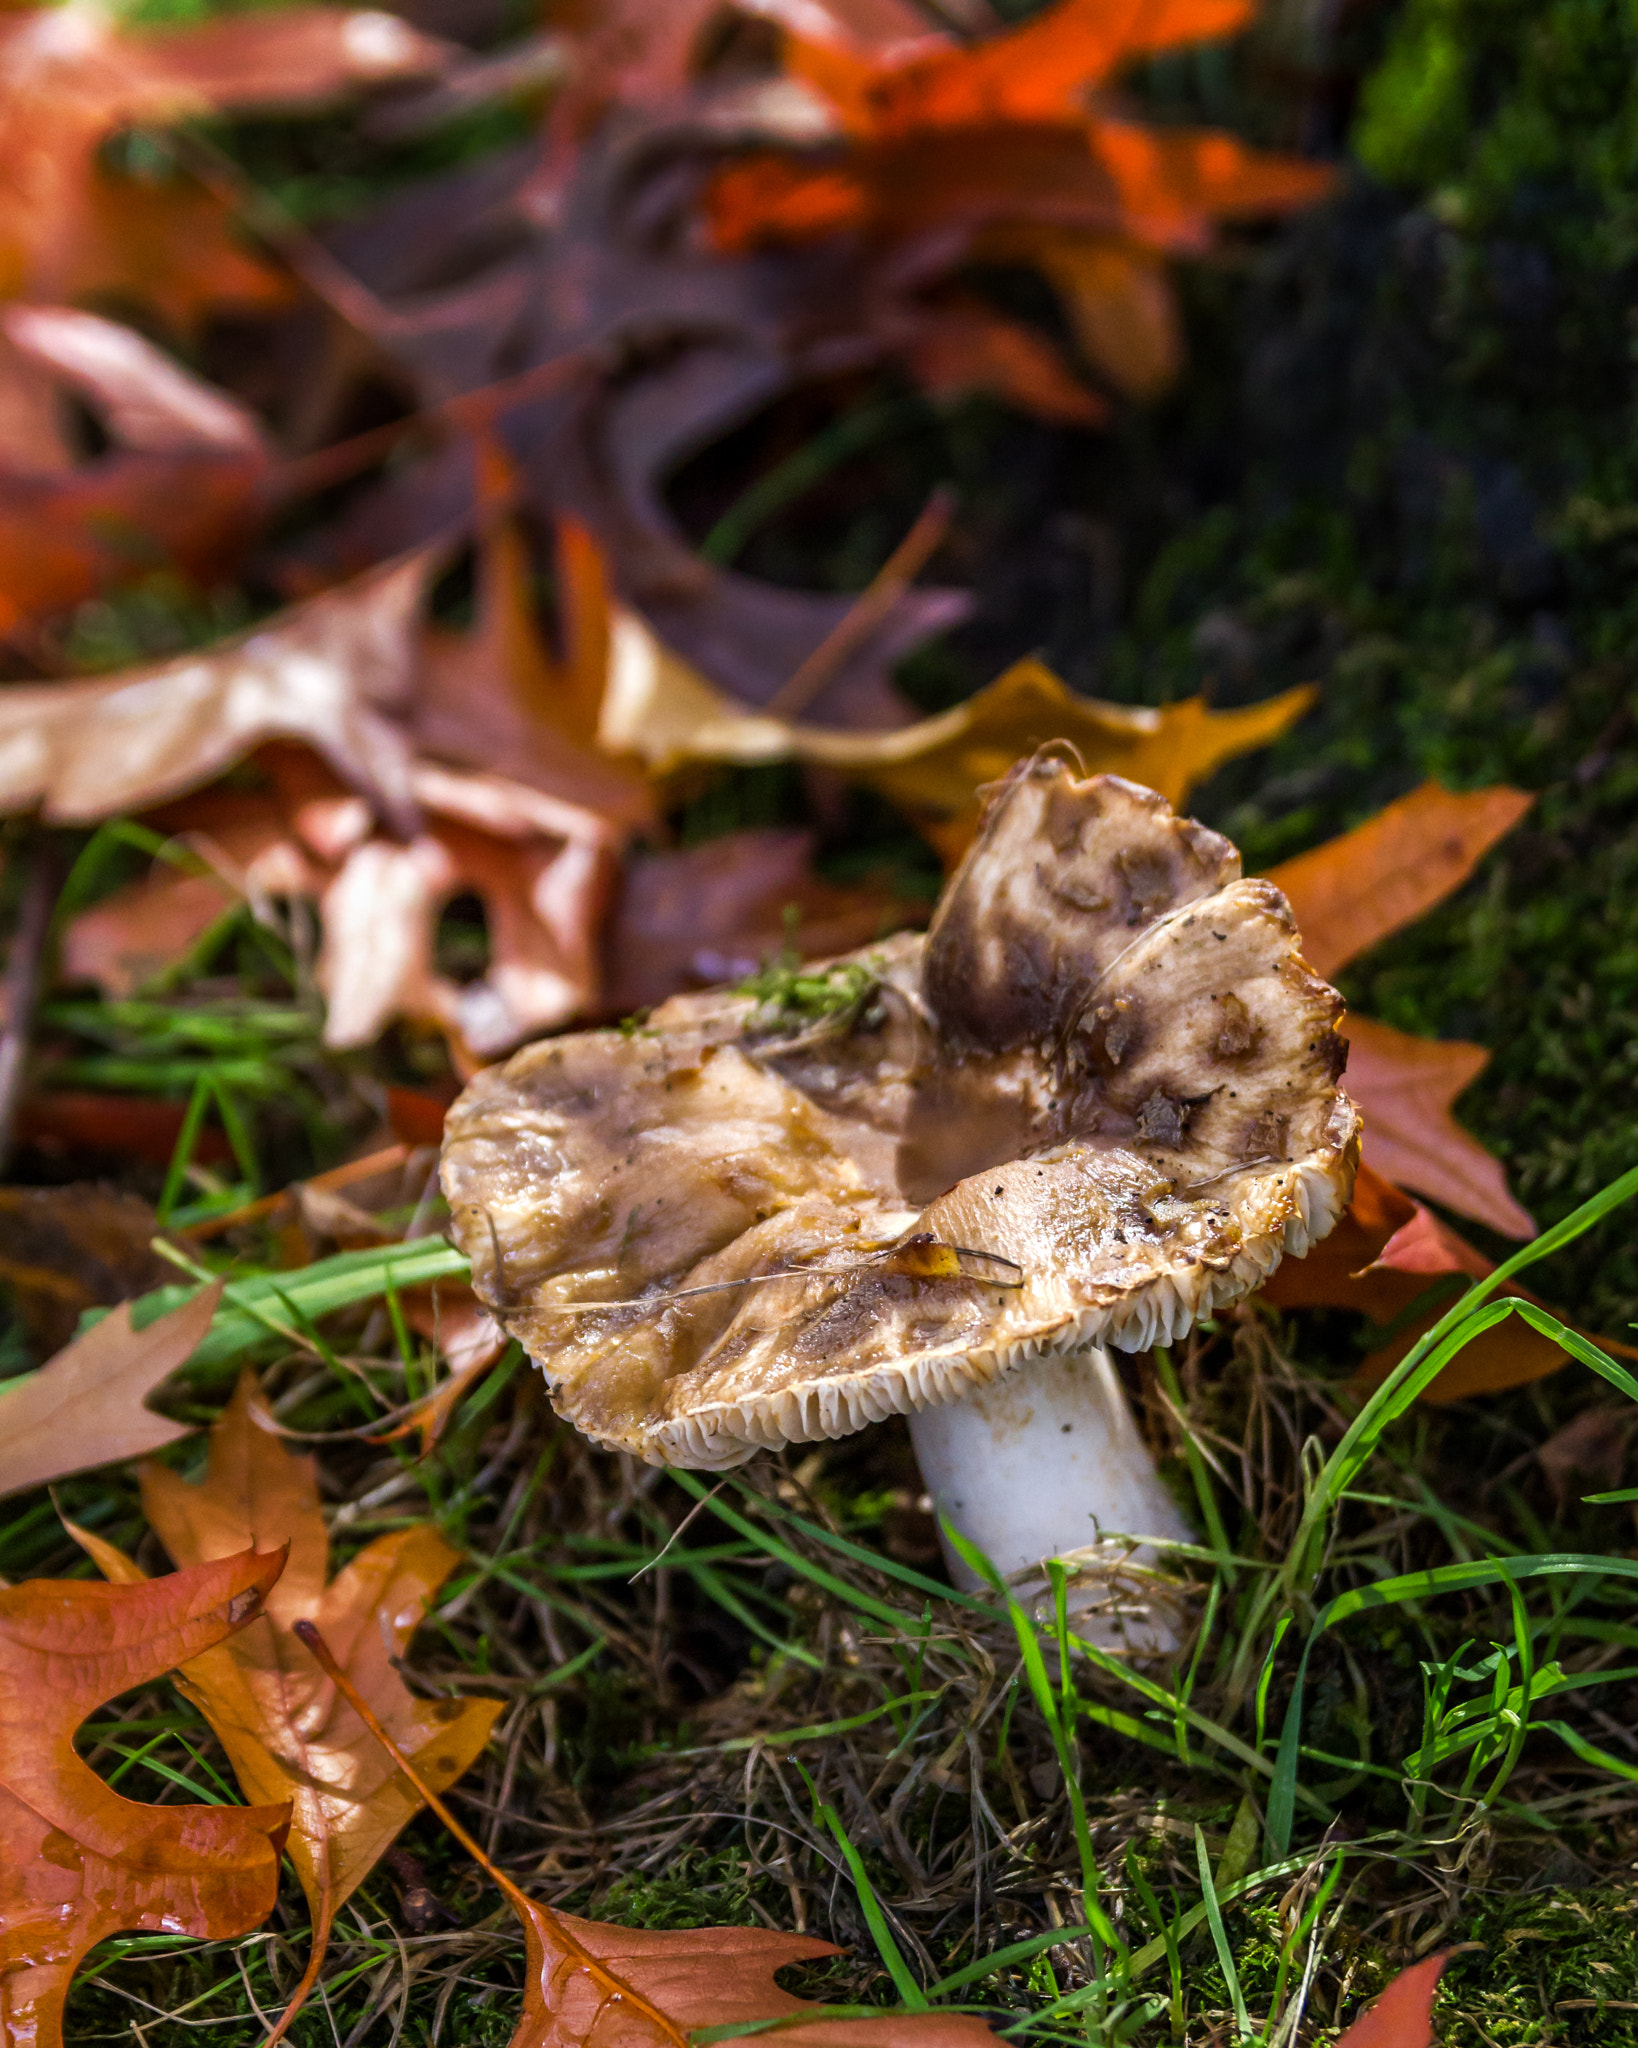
{"left": 442, "top": 759, "right": 1359, "bottom": 1644}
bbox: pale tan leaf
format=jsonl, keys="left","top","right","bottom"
{"left": 1, "top": 305, "right": 269, "bottom": 456}
{"left": 0, "top": 1282, "right": 220, "bottom": 1501}
{"left": 0, "top": 551, "right": 432, "bottom": 829}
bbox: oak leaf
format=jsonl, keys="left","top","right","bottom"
{"left": 297, "top": 1616, "right": 1003, "bottom": 2048}
{"left": 74, "top": 1371, "right": 504, "bottom": 2040}
{"left": 0, "top": 1280, "right": 219, "bottom": 1499}
{"left": 0, "top": 1548, "right": 289, "bottom": 2048}
{"left": 60, "top": 744, "right": 620, "bottom": 1056}
{"left": 705, "top": 0, "right": 1329, "bottom": 410}
{"left": 1260, "top": 780, "right": 1537, "bottom": 1239}
{"left": 1268, "top": 781, "right": 1533, "bottom": 980}
{"left": 601, "top": 633, "right": 1313, "bottom": 853}
{"left": 0, "top": 307, "right": 271, "bottom": 634}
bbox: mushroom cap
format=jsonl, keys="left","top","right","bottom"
{"left": 442, "top": 760, "right": 1360, "bottom": 1468}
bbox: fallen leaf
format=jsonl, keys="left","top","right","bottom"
{"left": 0, "top": 1548, "right": 289, "bottom": 2048}
{"left": 0, "top": 551, "right": 431, "bottom": 832}
{"left": 602, "top": 637, "right": 1313, "bottom": 850}
{"left": 704, "top": 0, "right": 1328, "bottom": 411}
{"left": 1269, "top": 781, "right": 1533, "bottom": 980}
{"left": 0, "top": 3, "right": 446, "bottom": 317}
{"left": 75, "top": 1372, "right": 504, "bottom": 2039}
{"left": 0, "top": 1280, "right": 219, "bottom": 1499}
{"left": 896, "top": 292, "right": 1109, "bottom": 422}
{"left": 414, "top": 460, "right": 653, "bottom": 831}
{"left": 12, "top": 1089, "right": 234, "bottom": 1169}
{"left": 1342, "top": 1014, "right": 1535, "bottom": 1239}
{"left": 0, "top": 1183, "right": 173, "bottom": 1356}
{"left": 315, "top": 761, "right": 618, "bottom": 1055}
{"left": 296, "top": 1613, "right": 1004, "bottom": 2048}
{"left": 329, "top": 104, "right": 968, "bottom": 730}
{"left": 0, "top": 312, "right": 271, "bottom": 632}
{"left": 0, "top": 305, "right": 269, "bottom": 459}
{"left": 783, "top": 0, "right": 1256, "bottom": 136}
{"left": 1261, "top": 1162, "right": 1624, "bottom": 1402}
{"left": 976, "top": 227, "right": 1183, "bottom": 399}
{"left": 60, "top": 741, "right": 619, "bottom": 1055}
{"left": 1333, "top": 1953, "right": 1447, "bottom": 2048}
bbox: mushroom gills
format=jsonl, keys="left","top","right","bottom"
{"left": 907, "top": 1346, "right": 1195, "bottom": 1654}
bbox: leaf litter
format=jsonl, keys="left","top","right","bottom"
{"left": 0, "top": 0, "right": 1636, "bottom": 2042}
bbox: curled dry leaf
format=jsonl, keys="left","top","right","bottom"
{"left": 0, "top": 1279, "right": 219, "bottom": 1500}
{"left": 74, "top": 1371, "right": 504, "bottom": 2040}
{"left": 0, "top": 3, "right": 446, "bottom": 319}
{"left": 0, "top": 1548, "right": 289, "bottom": 2048}
{"left": 0, "top": 307, "right": 272, "bottom": 635}
{"left": 601, "top": 635, "right": 1313, "bottom": 854}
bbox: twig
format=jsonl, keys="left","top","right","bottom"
{"left": 0, "top": 832, "right": 64, "bottom": 1176}
{"left": 764, "top": 484, "right": 957, "bottom": 722}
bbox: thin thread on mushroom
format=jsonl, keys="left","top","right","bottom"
{"left": 538, "top": 1235, "right": 1025, "bottom": 1314}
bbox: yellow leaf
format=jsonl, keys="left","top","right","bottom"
{"left": 601, "top": 629, "right": 1313, "bottom": 851}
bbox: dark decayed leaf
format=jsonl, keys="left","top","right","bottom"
{"left": 0, "top": 1182, "right": 173, "bottom": 1357}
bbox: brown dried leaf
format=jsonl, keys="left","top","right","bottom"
{"left": 0, "top": 305, "right": 269, "bottom": 458}
{"left": 1262, "top": 1163, "right": 1629, "bottom": 1401}
{"left": 75, "top": 1373, "right": 504, "bottom": 2036}
{"left": 0, "top": 1548, "right": 289, "bottom": 2048}
{"left": 1342, "top": 1014, "right": 1535, "bottom": 1239}
{"left": 605, "top": 828, "right": 916, "bottom": 1015}
{"left": 0, "top": 1281, "right": 219, "bottom": 1499}
{"left": 1268, "top": 781, "right": 1533, "bottom": 980}
{"left": 296, "top": 1612, "right": 1005, "bottom": 2048}
{"left": 0, "top": 1183, "right": 172, "bottom": 1355}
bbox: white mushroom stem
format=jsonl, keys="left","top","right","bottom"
{"left": 907, "top": 1348, "right": 1194, "bottom": 1651}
